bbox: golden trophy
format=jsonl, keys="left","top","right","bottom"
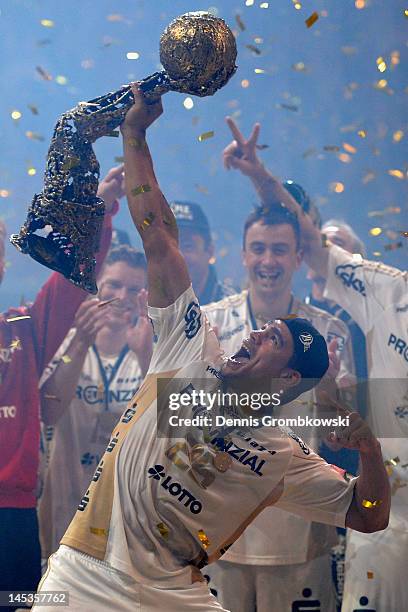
{"left": 11, "top": 12, "right": 237, "bottom": 293}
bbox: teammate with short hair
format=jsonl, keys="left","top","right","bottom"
{"left": 35, "top": 86, "right": 390, "bottom": 612}
{"left": 38, "top": 245, "right": 150, "bottom": 559}
{"left": 223, "top": 116, "right": 406, "bottom": 611}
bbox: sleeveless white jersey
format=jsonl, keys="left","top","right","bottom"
{"left": 203, "top": 291, "right": 354, "bottom": 565}
{"left": 59, "top": 286, "right": 356, "bottom": 587}
{"left": 325, "top": 245, "right": 408, "bottom": 531}
{"left": 38, "top": 329, "right": 143, "bottom": 557}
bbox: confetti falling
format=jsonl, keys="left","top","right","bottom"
{"left": 131, "top": 185, "right": 152, "bottom": 196}
{"left": 36, "top": 66, "right": 52, "bottom": 81}
{"left": 305, "top": 12, "right": 319, "bottom": 28}
{"left": 27, "top": 105, "right": 39, "bottom": 115}
{"left": 97, "top": 297, "right": 120, "bottom": 309}
{"left": 198, "top": 529, "right": 210, "bottom": 549}
{"left": 157, "top": 523, "right": 170, "bottom": 539}
{"left": 6, "top": 315, "right": 31, "bottom": 322}
{"left": 25, "top": 131, "right": 45, "bottom": 142}
{"left": 40, "top": 19, "right": 54, "bottom": 28}
{"left": 362, "top": 499, "right": 383, "bottom": 508}
{"left": 235, "top": 15, "right": 246, "bottom": 31}
{"left": 139, "top": 212, "right": 155, "bottom": 231}
{"left": 61, "top": 355, "right": 72, "bottom": 364}
{"left": 246, "top": 44, "right": 261, "bottom": 55}
{"left": 11, "top": 110, "right": 22, "bottom": 120}
{"left": 198, "top": 131, "right": 215, "bottom": 142}
{"left": 384, "top": 242, "right": 403, "bottom": 251}
{"left": 388, "top": 169, "right": 405, "bottom": 180}
{"left": 367, "top": 571, "right": 374, "bottom": 579}
{"left": 369, "top": 227, "right": 382, "bottom": 236}
{"left": 126, "top": 52, "right": 140, "bottom": 60}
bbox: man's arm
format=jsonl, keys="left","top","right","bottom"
{"left": 120, "top": 85, "right": 190, "bottom": 308}
{"left": 40, "top": 299, "right": 111, "bottom": 425}
{"left": 223, "top": 117, "right": 329, "bottom": 278}
{"left": 327, "top": 396, "right": 390, "bottom": 533}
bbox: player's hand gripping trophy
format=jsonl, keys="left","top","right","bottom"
{"left": 11, "top": 12, "right": 237, "bottom": 293}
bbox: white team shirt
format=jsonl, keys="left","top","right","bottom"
{"left": 38, "top": 328, "right": 143, "bottom": 557}
{"left": 325, "top": 245, "right": 408, "bottom": 531}
{"left": 60, "top": 286, "right": 356, "bottom": 587}
{"left": 203, "top": 290, "right": 354, "bottom": 565}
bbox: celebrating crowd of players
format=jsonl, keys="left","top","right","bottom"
{"left": 0, "top": 86, "right": 406, "bottom": 612}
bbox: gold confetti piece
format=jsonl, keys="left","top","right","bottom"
{"left": 241, "top": 79, "right": 250, "bottom": 88}
{"left": 198, "top": 131, "right": 215, "bottom": 142}
{"left": 357, "top": 129, "right": 367, "bottom": 138}
{"left": 27, "top": 167, "right": 37, "bottom": 176}
{"left": 9, "top": 339, "right": 21, "bottom": 349}
{"left": 183, "top": 97, "right": 194, "bottom": 110}
{"left": 385, "top": 457, "right": 400, "bottom": 466}
{"left": 106, "top": 131, "right": 120, "bottom": 138}
{"left": 338, "top": 153, "right": 352, "bottom": 163}
{"left": 40, "top": 19, "right": 54, "bottom": 28}
{"left": 324, "top": 145, "right": 340, "bottom": 152}
{"left": 97, "top": 297, "right": 120, "bottom": 309}
{"left": 292, "top": 62, "right": 307, "bottom": 72}
{"left": 246, "top": 44, "right": 261, "bottom": 55}
{"left": 55, "top": 75, "right": 68, "bottom": 85}
{"left": 126, "top": 52, "right": 140, "bottom": 60}
{"left": 384, "top": 242, "right": 403, "bottom": 251}
{"left": 367, "top": 571, "right": 374, "bottom": 579}
{"left": 330, "top": 182, "right": 345, "bottom": 193}
{"left": 388, "top": 169, "right": 405, "bottom": 179}
{"left": 114, "top": 156, "right": 124, "bottom": 163}
{"left": 61, "top": 157, "right": 80, "bottom": 171}
{"left": 254, "top": 68, "right": 266, "bottom": 74}
{"left": 343, "top": 142, "right": 357, "bottom": 153}
{"left": 131, "top": 184, "right": 151, "bottom": 196}
{"left": 157, "top": 522, "right": 170, "bottom": 539}
{"left": 362, "top": 499, "right": 383, "bottom": 508}
{"left": 61, "top": 355, "right": 72, "bottom": 364}
{"left": 36, "top": 66, "right": 52, "bottom": 81}
{"left": 198, "top": 529, "right": 210, "bottom": 549}
{"left": 11, "top": 110, "right": 22, "bottom": 120}
{"left": 405, "top": 9, "right": 408, "bottom": 17}
{"left": 373, "top": 251, "right": 382, "bottom": 257}
{"left": 90, "top": 527, "right": 107, "bottom": 536}
{"left": 25, "top": 131, "right": 45, "bottom": 142}
{"left": 393, "top": 130, "right": 404, "bottom": 142}
{"left": 107, "top": 14, "right": 125, "bottom": 22}
{"left": 0, "top": 190, "right": 10, "bottom": 198}
{"left": 390, "top": 50, "right": 400, "bottom": 66}
{"left": 235, "top": 14, "right": 246, "bottom": 31}
{"left": 376, "top": 56, "right": 387, "bottom": 73}
{"left": 245, "top": 0, "right": 255, "bottom": 5}
{"left": 321, "top": 233, "right": 329, "bottom": 247}
{"left": 6, "top": 315, "right": 31, "bottom": 323}
{"left": 278, "top": 103, "right": 298, "bottom": 112}
{"left": 374, "top": 78, "right": 387, "bottom": 89}
{"left": 305, "top": 12, "right": 319, "bottom": 28}
{"left": 260, "top": 2, "right": 269, "bottom": 8}
{"left": 293, "top": 2, "right": 302, "bottom": 9}
{"left": 355, "top": 0, "right": 366, "bottom": 8}
{"left": 139, "top": 212, "right": 155, "bottom": 231}
{"left": 369, "top": 227, "right": 382, "bottom": 236}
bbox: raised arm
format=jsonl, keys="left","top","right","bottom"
{"left": 120, "top": 85, "right": 190, "bottom": 308}
{"left": 223, "top": 117, "right": 329, "bottom": 278}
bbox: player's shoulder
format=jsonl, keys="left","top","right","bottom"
{"left": 296, "top": 300, "right": 349, "bottom": 336}
{"left": 203, "top": 289, "right": 247, "bottom": 314}
{"left": 361, "top": 259, "right": 407, "bottom": 282}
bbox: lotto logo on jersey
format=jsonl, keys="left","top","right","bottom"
{"left": 147, "top": 464, "right": 203, "bottom": 514}
{"left": 288, "top": 432, "right": 310, "bottom": 455}
{"left": 335, "top": 263, "right": 366, "bottom": 296}
{"left": 388, "top": 333, "right": 408, "bottom": 362}
{"left": 185, "top": 301, "right": 202, "bottom": 339}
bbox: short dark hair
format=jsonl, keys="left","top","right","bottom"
{"left": 243, "top": 203, "right": 301, "bottom": 250}
{"left": 105, "top": 245, "right": 147, "bottom": 270}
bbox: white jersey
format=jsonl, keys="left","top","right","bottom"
{"left": 38, "top": 328, "right": 143, "bottom": 557}
{"left": 203, "top": 290, "right": 354, "bottom": 565}
{"left": 325, "top": 245, "right": 408, "bottom": 531}
{"left": 59, "top": 286, "right": 356, "bottom": 587}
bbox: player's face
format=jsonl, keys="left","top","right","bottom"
{"left": 98, "top": 262, "right": 146, "bottom": 329}
{"left": 243, "top": 222, "right": 302, "bottom": 298}
{"left": 179, "top": 231, "right": 213, "bottom": 288}
{"left": 222, "top": 319, "right": 295, "bottom": 380}
{"left": 323, "top": 226, "right": 356, "bottom": 254}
